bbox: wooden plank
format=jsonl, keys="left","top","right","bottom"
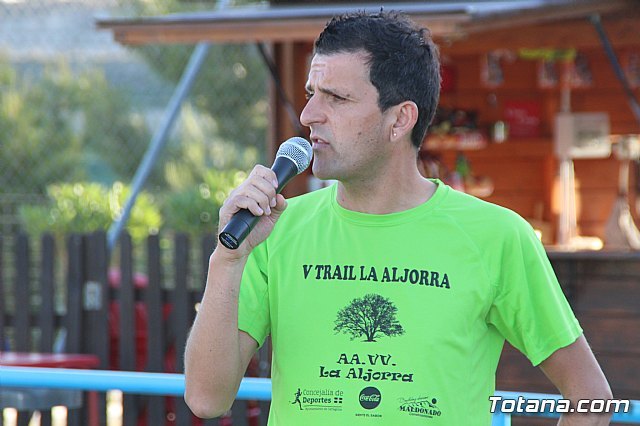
{"left": 38, "top": 234, "right": 55, "bottom": 352}
{"left": 496, "top": 344, "right": 557, "bottom": 393}
{"left": 471, "top": 160, "right": 546, "bottom": 191}
{"left": 573, "top": 158, "right": 620, "bottom": 190}
{"left": 13, "top": 235, "right": 39, "bottom": 426}
{"left": 172, "top": 233, "right": 191, "bottom": 373}
{"left": 498, "top": 335, "right": 640, "bottom": 399}
{"left": 483, "top": 193, "right": 545, "bottom": 220}
{"left": 552, "top": 258, "right": 640, "bottom": 286}
{"left": 231, "top": 400, "right": 248, "bottom": 425}
{"left": 583, "top": 259, "right": 640, "bottom": 277}
{"left": 82, "top": 232, "right": 109, "bottom": 426}
{"left": 105, "top": 14, "right": 463, "bottom": 46}
{"left": 83, "top": 232, "right": 110, "bottom": 367}
{"left": 118, "top": 233, "right": 136, "bottom": 370}
{"left": 579, "top": 314, "right": 640, "bottom": 353}
{"left": 575, "top": 191, "right": 618, "bottom": 223}
{"left": 201, "top": 234, "right": 216, "bottom": 283}
{"left": 570, "top": 88, "right": 640, "bottom": 118}
{"left": 145, "top": 234, "right": 166, "bottom": 426}
{"left": 145, "top": 235, "right": 163, "bottom": 370}
{"left": 444, "top": 15, "right": 640, "bottom": 55}
{"left": 64, "top": 234, "right": 85, "bottom": 426}
{"left": 572, "top": 278, "right": 640, "bottom": 315}
{"left": 65, "top": 234, "right": 84, "bottom": 353}
{"left": 586, "top": 50, "right": 640, "bottom": 90}
{"left": 118, "top": 233, "right": 138, "bottom": 426}
{"left": 276, "top": 41, "right": 315, "bottom": 199}
{"left": 597, "top": 353, "right": 640, "bottom": 400}
{"left": 172, "top": 233, "right": 193, "bottom": 424}
{"left": 0, "top": 234, "right": 5, "bottom": 350}
{"left": 14, "top": 234, "right": 30, "bottom": 351}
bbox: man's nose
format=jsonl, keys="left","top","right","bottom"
{"left": 300, "top": 96, "right": 323, "bottom": 127}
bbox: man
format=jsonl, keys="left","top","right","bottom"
{"left": 184, "top": 11, "right": 612, "bottom": 425}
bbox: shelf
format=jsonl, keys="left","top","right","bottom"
{"left": 423, "top": 131, "right": 488, "bottom": 151}
{"left": 423, "top": 137, "right": 553, "bottom": 159}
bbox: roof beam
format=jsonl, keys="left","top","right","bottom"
{"left": 101, "top": 14, "right": 467, "bottom": 45}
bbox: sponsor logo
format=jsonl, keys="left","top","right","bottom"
{"left": 291, "top": 387, "right": 344, "bottom": 412}
{"left": 359, "top": 387, "right": 382, "bottom": 410}
{"left": 398, "top": 396, "right": 442, "bottom": 419}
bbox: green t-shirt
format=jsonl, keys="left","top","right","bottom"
{"left": 238, "top": 180, "right": 582, "bottom": 425}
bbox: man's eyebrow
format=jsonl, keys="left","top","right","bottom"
{"left": 305, "top": 84, "right": 351, "bottom": 99}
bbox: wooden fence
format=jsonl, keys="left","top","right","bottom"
{"left": 0, "top": 232, "right": 269, "bottom": 426}
{"left": 3, "top": 233, "right": 638, "bottom": 426}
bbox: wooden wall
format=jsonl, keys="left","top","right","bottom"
{"left": 496, "top": 253, "right": 640, "bottom": 425}
{"left": 428, "top": 47, "right": 640, "bottom": 244}
{"left": 272, "top": 22, "right": 640, "bottom": 244}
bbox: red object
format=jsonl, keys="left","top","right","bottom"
{"left": 503, "top": 100, "right": 542, "bottom": 138}
{"left": 0, "top": 352, "right": 100, "bottom": 426}
{"left": 108, "top": 268, "right": 185, "bottom": 426}
{"left": 0, "top": 352, "right": 100, "bottom": 368}
{"left": 441, "top": 63, "right": 457, "bottom": 93}
{"left": 108, "top": 268, "right": 150, "bottom": 371}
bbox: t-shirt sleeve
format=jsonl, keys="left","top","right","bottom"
{"left": 237, "top": 243, "right": 271, "bottom": 348}
{"left": 486, "top": 216, "right": 583, "bottom": 366}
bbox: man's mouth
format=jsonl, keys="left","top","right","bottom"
{"left": 311, "top": 136, "right": 329, "bottom": 148}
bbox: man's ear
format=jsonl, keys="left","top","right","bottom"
{"left": 389, "top": 101, "right": 419, "bottom": 141}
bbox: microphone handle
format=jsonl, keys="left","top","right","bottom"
{"left": 218, "top": 208, "right": 260, "bottom": 250}
{"left": 218, "top": 157, "right": 299, "bottom": 249}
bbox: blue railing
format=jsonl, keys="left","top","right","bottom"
{"left": 1, "top": 366, "right": 639, "bottom": 424}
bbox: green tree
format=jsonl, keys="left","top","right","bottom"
{"left": 0, "top": 58, "right": 85, "bottom": 195}
{"left": 128, "top": 0, "right": 269, "bottom": 159}
{"left": 162, "top": 169, "right": 247, "bottom": 235}
{"left": 0, "top": 58, "right": 154, "bottom": 195}
{"left": 76, "top": 71, "right": 160, "bottom": 187}
{"left": 18, "top": 181, "right": 162, "bottom": 242}
{"left": 161, "top": 105, "right": 256, "bottom": 235}
{"left": 334, "top": 294, "right": 405, "bottom": 342}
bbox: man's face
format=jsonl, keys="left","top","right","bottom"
{"left": 300, "top": 51, "right": 392, "bottom": 182}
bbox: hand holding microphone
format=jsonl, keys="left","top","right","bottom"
{"left": 218, "top": 137, "right": 313, "bottom": 250}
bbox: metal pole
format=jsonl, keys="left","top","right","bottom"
{"left": 256, "top": 42, "right": 305, "bottom": 136}
{"left": 0, "top": 366, "right": 272, "bottom": 400}
{"left": 589, "top": 14, "right": 640, "bottom": 124}
{"left": 107, "top": 42, "right": 210, "bottom": 252}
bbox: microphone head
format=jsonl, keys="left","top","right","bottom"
{"left": 276, "top": 137, "right": 313, "bottom": 174}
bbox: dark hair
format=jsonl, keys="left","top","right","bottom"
{"left": 314, "top": 11, "right": 441, "bottom": 148}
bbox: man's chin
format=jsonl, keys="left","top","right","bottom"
{"left": 311, "top": 165, "right": 331, "bottom": 181}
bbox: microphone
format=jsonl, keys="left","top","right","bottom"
{"left": 218, "top": 137, "right": 313, "bottom": 249}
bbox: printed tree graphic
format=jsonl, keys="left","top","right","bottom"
{"left": 334, "top": 293, "right": 405, "bottom": 342}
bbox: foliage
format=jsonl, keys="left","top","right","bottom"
{"left": 165, "top": 104, "right": 259, "bottom": 187}
{"left": 334, "top": 294, "right": 405, "bottom": 342}
{"left": 76, "top": 72, "right": 160, "bottom": 187}
{"left": 18, "top": 182, "right": 162, "bottom": 242}
{"left": 112, "top": 0, "right": 269, "bottom": 235}
{"left": 137, "top": 43, "right": 268, "bottom": 155}
{"left": 3, "top": 0, "right": 269, "bottom": 236}
{"left": 162, "top": 169, "right": 247, "bottom": 235}
{"left": 0, "top": 57, "right": 154, "bottom": 195}
{"left": 160, "top": 105, "right": 256, "bottom": 235}
{"left": 0, "top": 58, "right": 85, "bottom": 194}
{"left": 128, "top": 0, "right": 269, "bottom": 160}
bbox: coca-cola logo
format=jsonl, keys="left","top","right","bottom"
{"left": 359, "top": 387, "right": 381, "bottom": 409}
